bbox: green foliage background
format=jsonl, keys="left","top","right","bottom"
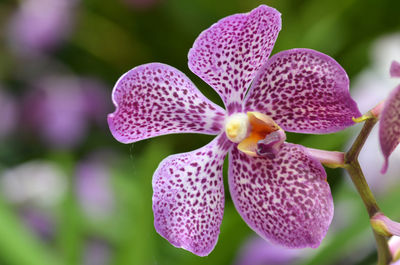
{"left": 0, "top": 0, "right": 399, "bottom": 265}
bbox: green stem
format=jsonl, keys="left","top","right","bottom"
{"left": 344, "top": 117, "right": 392, "bottom": 265}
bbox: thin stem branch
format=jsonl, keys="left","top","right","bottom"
{"left": 344, "top": 117, "right": 392, "bottom": 265}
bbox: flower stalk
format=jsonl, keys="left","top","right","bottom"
{"left": 344, "top": 117, "right": 392, "bottom": 265}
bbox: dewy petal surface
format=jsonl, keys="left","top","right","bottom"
{"left": 379, "top": 84, "right": 400, "bottom": 173}
{"left": 228, "top": 143, "right": 333, "bottom": 248}
{"left": 245, "top": 48, "right": 361, "bottom": 133}
{"left": 108, "top": 63, "right": 226, "bottom": 143}
{"left": 152, "top": 134, "right": 232, "bottom": 256}
{"left": 188, "top": 5, "right": 281, "bottom": 112}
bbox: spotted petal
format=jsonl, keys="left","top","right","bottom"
{"left": 245, "top": 48, "right": 361, "bottom": 133}
{"left": 228, "top": 143, "right": 333, "bottom": 248}
{"left": 188, "top": 5, "right": 281, "bottom": 113}
{"left": 108, "top": 63, "right": 226, "bottom": 143}
{"left": 152, "top": 134, "right": 232, "bottom": 256}
{"left": 379, "top": 84, "right": 400, "bottom": 173}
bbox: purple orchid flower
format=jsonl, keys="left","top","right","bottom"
{"left": 379, "top": 60, "right": 400, "bottom": 173}
{"left": 108, "top": 5, "right": 360, "bottom": 256}
{"left": 7, "top": 0, "right": 77, "bottom": 53}
{"left": 234, "top": 236, "right": 305, "bottom": 265}
{"left": 23, "top": 75, "right": 109, "bottom": 149}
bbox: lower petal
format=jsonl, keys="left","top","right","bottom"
{"left": 152, "top": 134, "right": 232, "bottom": 256}
{"left": 228, "top": 143, "right": 333, "bottom": 248}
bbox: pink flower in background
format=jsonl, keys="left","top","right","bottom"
{"left": 7, "top": 0, "right": 78, "bottom": 53}
{"left": 234, "top": 236, "right": 305, "bottom": 265}
{"left": 379, "top": 60, "right": 400, "bottom": 173}
{"left": 350, "top": 34, "right": 400, "bottom": 193}
{"left": 23, "top": 75, "right": 110, "bottom": 149}
{"left": 76, "top": 152, "right": 115, "bottom": 220}
{"left": 108, "top": 5, "right": 360, "bottom": 255}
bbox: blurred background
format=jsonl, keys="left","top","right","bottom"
{"left": 0, "top": 0, "right": 399, "bottom": 265}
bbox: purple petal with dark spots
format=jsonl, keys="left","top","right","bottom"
{"left": 228, "top": 143, "right": 333, "bottom": 248}
{"left": 245, "top": 48, "right": 361, "bottom": 133}
{"left": 379, "top": 84, "right": 400, "bottom": 173}
{"left": 188, "top": 5, "right": 281, "bottom": 112}
{"left": 152, "top": 133, "right": 232, "bottom": 256}
{"left": 108, "top": 63, "right": 226, "bottom": 144}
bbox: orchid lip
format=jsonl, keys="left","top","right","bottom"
{"left": 234, "top": 111, "right": 285, "bottom": 157}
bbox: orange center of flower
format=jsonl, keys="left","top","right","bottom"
{"left": 225, "top": 112, "right": 283, "bottom": 157}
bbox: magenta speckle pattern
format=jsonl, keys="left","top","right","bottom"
{"left": 390, "top": 61, "right": 400, "bottom": 78}
{"left": 188, "top": 5, "right": 281, "bottom": 109}
{"left": 228, "top": 143, "right": 333, "bottom": 248}
{"left": 152, "top": 134, "right": 232, "bottom": 256}
{"left": 245, "top": 48, "right": 361, "bottom": 133}
{"left": 108, "top": 63, "right": 226, "bottom": 143}
{"left": 379, "top": 84, "right": 400, "bottom": 173}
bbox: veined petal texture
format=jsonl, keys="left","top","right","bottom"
{"left": 245, "top": 48, "right": 361, "bottom": 133}
{"left": 152, "top": 134, "right": 232, "bottom": 256}
{"left": 108, "top": 63, "right": 226, "bottom": 143}
{"left": 228, "top": 143, "right": 333, "bottom": 248}
{"left": 188, "top": 5, "right": 281, "bottom": 112}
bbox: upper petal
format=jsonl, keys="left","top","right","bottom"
{"left": 245, "top": 48, "right": 361, "bottom": 133}
{"left": 152, "top": 133, "right": 232, "bottom": 256}
{"left": 379, "top": 84, "right": 400, "bottom": 173}
{"left": 228, "top": 143, "right": 333, "bottom": 248}
{"left": 108, "top": 63, "right": 226, "bottom": 143}
{"left": 188, "top": 5, "right": 281, "bottom": 112}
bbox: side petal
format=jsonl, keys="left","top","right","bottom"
{"left": 379, "top": 84, "right": 400, "bottom": 173}
{"left": 228, "top": 143, "right": 333, "bottom": 248}
{"left": 245, "top": 48, "right": 361, "bottom": 133}
{"left": 152, "top": 134, "right": 232, "bottom": 256}
{"left": 188, "top": 5, "right": 281, "bottom": 112}
{"left": 108, "top": 63, "right": 226, "bottom": 144}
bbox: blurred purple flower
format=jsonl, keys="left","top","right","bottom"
{"left": 0, "top": 88, "right": 18, "bottom": 139}
{"left": 82, "top": 239, "right": 111, "bottom": 265}
{"left": 7, "top": 0, "right": 78, "bottom": 53}
{"left": 21, "top": 208, "right": 55, "bottom": 241}
{"left": 379, "top": 60, "right": 400, "bottom": 173}
{"left": 23, "top": 75, "right": 110, "bottom": 149}
{"left": 108, "top": 5, "right": 360, "bottom": 256}
{"left": 76, "top": 152, "right": 115, "bottom": 220}
{"left": 234, "top": 237, "right": 304, "bottom": 265}
{"left": 350, "top": 33, "right": 400, "bottom": 193}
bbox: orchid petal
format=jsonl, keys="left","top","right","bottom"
{"left": 379, "top": 84, "right": 400, "bottom": 173}
{"left": 228, "top": 143, "right": 333, "bottom": 248}
{"left": 108, "top": 63, "right": 226, "bottom": 143}
{"left": 245, "top": 48, "right": 361, "bottom": 133}
{"left": 152, "top": 134, "right": 232, "bottom": 256}
{"left": 188, "top": 5, "right": 281, "bottom": 113}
